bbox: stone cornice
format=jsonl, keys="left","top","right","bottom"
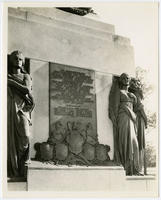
{"left": 8, "top": 7, "right": 132, "bottom": 47}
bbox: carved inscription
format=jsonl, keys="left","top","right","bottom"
{"left": 49, "top": 63, "right": 97, "bottom": 136}
{"left": 50, "top": 70, "right": 94, "bottom": 104}
{"left": 54, "top": 107, "right": 92, "bottom": 118}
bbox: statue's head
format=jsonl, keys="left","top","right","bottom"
{"left": 55, "top": 121, "right": 63, "bottom": 130}
{"left": 129, "top": 78, "right": 138, "bottom": 91}
{"left": 119, "top": 73, "right": 130, "bottom": 87}
{"left": 86, "top": 122, "right": 92, "bottom": 130}
{"left": 10, "top": 50, "right": 25, "bottom": 69}
{"left": 129, "top": 78, "right": 143, "bottom": 99}
{"left": 129, "top": 78, "right": 142, "bottom": 90}
{"left": 136, "top": 79, "right": 142, "bottom": 89}
{"left": 72, "top": 121, "right": 82, "bottom": 131}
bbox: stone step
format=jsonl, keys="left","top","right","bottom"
{"left": 8, "top": 182, "right": 27, "bottom": 191}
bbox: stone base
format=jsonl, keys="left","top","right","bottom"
{"left": 8, "top": 182, "right": 27, "bottom": 191}
{"left": 27, "top": 161, "right": 158, "bottom": 197}
{"left": 125, "top": 175, "right": 157, "bottom": 192}
{"left": 27, "top": 161, "right": 126, "bottom": 191}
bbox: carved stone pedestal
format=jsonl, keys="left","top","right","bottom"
{"left": 27, "top": 161, "right": 126, "bottom": 191}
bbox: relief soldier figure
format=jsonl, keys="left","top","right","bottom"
{"left": 7, "top": 50, "right": 34, "bottom": 178}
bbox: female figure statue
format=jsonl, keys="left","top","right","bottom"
{"left": 7, "top": 50, "right": 34, "bottom": 178}
{"left": 109, "top": 73, "right": 141, "bottom": 175}
{"left": 129, "top": 78, "right": 147, "bottom": 174}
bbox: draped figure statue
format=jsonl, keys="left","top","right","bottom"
{"left": 109, "top": 73, "right": 142, "bottom": 175}
{"left": 109, "top": 76, "right": 121, "bottom": 164}
{"left": 129, "top": 78, "right": 147, "bottom": 174}
{"left": 7, "top": 50, "right": 34, "bottom": 178}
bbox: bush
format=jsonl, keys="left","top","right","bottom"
{"left": 145, "top": 144, "right": 156, "bottom": 167}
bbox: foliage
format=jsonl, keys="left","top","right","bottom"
{"left": 146, "top": 112, "right": 157, "bottom": 129}
{"left": 136, "top": 66, "right": 154, "bottom": 98}
{"left": 145, "top": 143, "right": 156, "bottom": 167}
{"left": 136, "top": 66, "right": 157, "bottom": 167}
{"left": 136, "top": 66, "right": 156, "bottom": 129}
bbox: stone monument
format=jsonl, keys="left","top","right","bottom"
{"left": 8, "top": 7, "right": 135, "bottom": 190}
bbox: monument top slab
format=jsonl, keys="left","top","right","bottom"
{"left": 10, "top": 7, "right": 115, "bottom": 34}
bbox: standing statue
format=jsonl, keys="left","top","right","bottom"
{"left": 109, "top": 76, "right": 121, "bottom": 164}
{"left": 129, "top": 78, "right": 147, "bottom": 174}
{"left": 109, "top": 73, "right": 142, "bottom": 175}
{"left": 7, "top": 50, "right": 34, "bottom": 178}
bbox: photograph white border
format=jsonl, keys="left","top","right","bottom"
{"left": 1, "top": 1, "right": 160, "bottom": 199}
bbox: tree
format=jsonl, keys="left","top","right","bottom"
{"left": 136, "top": 66, "right": 157, "bottom": 167}
{"left": 145, "top": 144, "right": 156, "bottom": 167}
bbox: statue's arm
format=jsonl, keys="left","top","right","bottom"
{"left": 8, "top": 76, "right": 30, "bottom": 94}
{"left": 24, "top": 74, "right": 32, "bottom": 94}
{"left": 109, "top": 78, "right": 120, "bottom": 127}
{"left": 140, "top": 107, "right": 148, "bottom": 128}
{"left": 134, "top": 95, "right": 147, "bottom": 128}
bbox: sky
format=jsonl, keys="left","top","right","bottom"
{"left": 91, "top": 2, "right": 158, "bottom": 86}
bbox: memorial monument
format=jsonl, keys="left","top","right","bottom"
{"left": 8, "top": 7, "right": 146, "bottom": 191}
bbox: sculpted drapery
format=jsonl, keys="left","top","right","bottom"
{"left": 109, "top": 73, "right": 142, "bottom": 175}
{"left": 7, "top": 51, "right": 34, "bottom": 178}
{"left": 129, "top": 78, "right": 147, "bottom": 173}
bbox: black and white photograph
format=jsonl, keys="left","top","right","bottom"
{"left": 0, "top": 1, "right": 159, "bottom": 198}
